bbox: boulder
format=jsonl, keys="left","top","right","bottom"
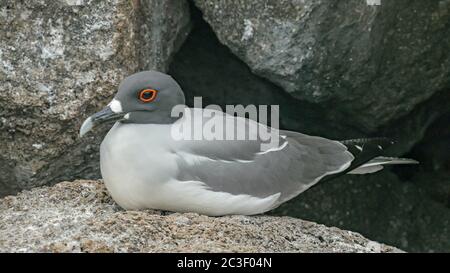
{"left": 0, "top": 0, "right": 191, "bottom": 196}
{"left": 169, "top": 4, "right": 364, "bottom": 141}
{"left": 272, "top": 170, "right": 450, "bottom": 252}
{"left": 194, "top": 0, "right": 450, "bottom": 133}
{"left": 170, "top": 4, "right": 450, "bottom": 155}
{"left": 0, "top": 179, "right": 401, "bottom": 253}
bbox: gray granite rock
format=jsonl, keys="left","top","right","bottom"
{"left": 272, "top": 170, "right": 450, "bottom": 252}
{"left": 0, "top": 0, "right": 190, "bottom": 196}
{"left": 0, "top": 179, "right": 402, "bottom": 253}
{"left": 194, "top": 0, "right": 450, "bottom": 132}
{"left": 169, "top": 6, "right": 363, "bottom": 142}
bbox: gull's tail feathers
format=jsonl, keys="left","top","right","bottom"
{"left": 348, "top": 156, "right": 419, "bottom": 174}
{"left": 341, "top": 137, "right": 419, "bottom": 175}
{"left": 321, "top": 137, "right": 418, "bottom": 182}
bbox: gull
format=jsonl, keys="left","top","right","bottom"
{"left": 79, "top": 71, "right": 418, "bottom": 216}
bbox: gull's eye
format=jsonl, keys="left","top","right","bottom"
{"left": 138, "top": 89, "right": 157, "bottom": 103}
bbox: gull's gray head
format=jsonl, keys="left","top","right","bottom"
{"left": 79, "top": 70, "right": 185, "bottom": 137}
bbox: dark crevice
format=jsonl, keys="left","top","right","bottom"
{"left": 396, "top": 110, "right": 450, "bottom": 208}
{"left": 169, "top": 2, "right": 366, "bottom": 141}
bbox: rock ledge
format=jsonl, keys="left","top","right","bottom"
{"left": 0, "top": 180, "right": 402, "bottom": 253}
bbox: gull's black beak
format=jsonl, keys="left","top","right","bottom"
{"left": 79, "top": 106, "right": 125, "bottom": 137}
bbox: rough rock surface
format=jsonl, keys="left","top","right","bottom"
{"left": 0, "top": 0, "right": 190, "bottom": 196}
{"left": 169, "top": 7, "right": 363, "bottom": 141}
{"left": 272, "top": 170, "right": 450, "bottom": 252}
{"left": 0, "top": 179, "right": 402, "bottom": 253}
{"left": 194, "top": 0, "right": 450, "bottom": 132}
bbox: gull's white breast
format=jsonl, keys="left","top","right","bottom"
{"left": 100, "top": 122, "right": 178, "bottom": 210}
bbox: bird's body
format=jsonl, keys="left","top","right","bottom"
{"left": 80, "top": 71, "right": 418, "bottom": 216}
{"left": 100, "top": 108, "right": 353, "bottom": 216}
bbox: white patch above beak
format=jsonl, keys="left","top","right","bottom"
{"left": 108, "top": 99, "right": 123, "bottom": 113}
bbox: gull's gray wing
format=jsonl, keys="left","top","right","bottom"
{"left": 172, "top": 110, "right": 354, "bottom": 207}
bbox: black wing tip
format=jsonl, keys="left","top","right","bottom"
{"left": 321, "top": 137, "right": 402, "bottom": 183}
{"left": 337, "top": 137, "right": 397, "bottom": 173}
{"left": 341, "top": 137, "right": 398, "bottom": 154}
{"left": 340, "top": 137, "right": 395, "bottom": 146}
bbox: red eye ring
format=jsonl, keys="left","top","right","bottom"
{"left": 138, "top": 89, "right": 157, "bottom": 102}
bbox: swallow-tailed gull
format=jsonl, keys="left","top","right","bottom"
{"left": 79, "top": 71, "right": 418, "bottom": 216}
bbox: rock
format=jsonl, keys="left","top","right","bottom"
{"left": 170, "top": 3, "right": 450, "bottom": 155}
{"left": 378, "top": 90, "right": 450, "bottom": 155}
{"left": 169, "top": 3, "right": 364, "bottom": 141}
{"left": 272, "top": 170, "right": 450, "bottom": 252}
{"left": 194, "top": 0, "right": 450, "bottom": 132}
{"left": 0, "top": 0, "right": 190, "bottom": 196}
{"left": 0, "top": 179, "right": 401, "bottom": 253}
{"left": 403, "top": 112, "right": 450, "bottom": 213}
{"left": 407, "top": 112, "right": 450, "bottom": 173}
